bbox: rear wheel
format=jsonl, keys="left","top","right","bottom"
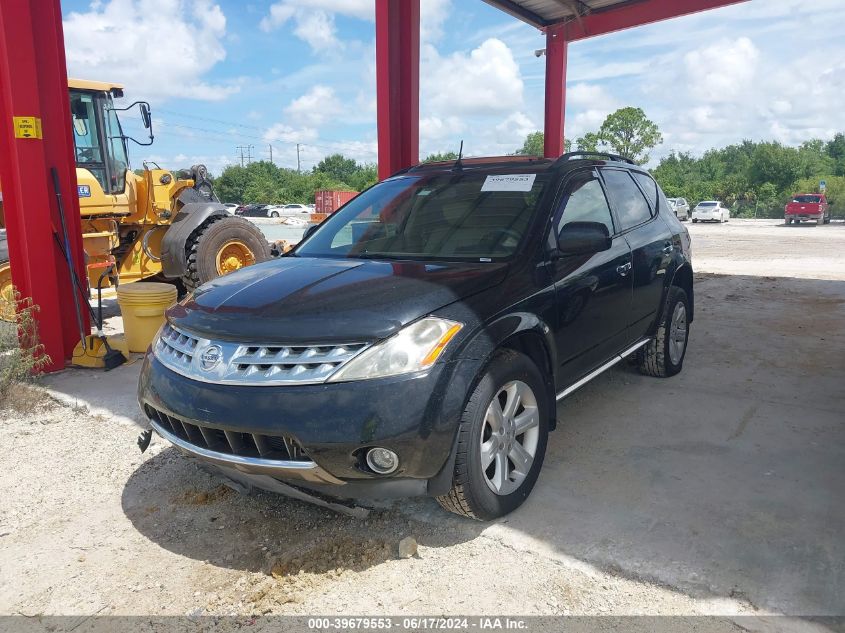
{"left": 638, "top": 286, "right": 690, "bottom": 378}
{"left": 785, "top": 218, "right": 792, "bottom": 225}
{"left": 0, "top": 259, "right": 15, "bottom": 322}
{"left": 183, "top": 216, "right": 269, "bottom": 291}
{"left": 270, "top": 211, "right": 280, "bottom": 218}
{"left": 437, "top": 350, "right": 549, "bottom": 520}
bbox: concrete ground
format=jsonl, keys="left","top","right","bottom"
{"left": 2, "top": 219, "right": 843, "bottom": 622}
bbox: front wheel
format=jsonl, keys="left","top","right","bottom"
{"left": 638, "top": 286, "right": 690, "bottom": 378}
{"left": 437, "top": 350, "right": 549, "bottom": 520}
{"left": 270, "top": 211, "right": 280, "bottom": 218}
{"left": 183, "top": 216, "right": 270, "bottom": 291}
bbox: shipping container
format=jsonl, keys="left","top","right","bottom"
{"left": 315, "top": 190, "right": 358, "bottom": 214}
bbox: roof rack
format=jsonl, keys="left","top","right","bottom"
{"left": 553, "top": 151, "right": 636, "bottom": 166}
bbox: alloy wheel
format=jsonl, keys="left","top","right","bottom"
{"left": 668, "top": 302, "right": 688, "bottom": 365}
{"left": 480, "top": 380, "right": 540, "bottom": 496}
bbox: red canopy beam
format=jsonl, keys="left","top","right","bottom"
{"left": 564, "top": 0, "right": 749, "bottom": 41}
{"left": 0, "top": 0, "right": 89, "bottom": 371}
{"left": 375, "top": 0, "right": 420, "bottom": 180}
{"left": 543, "top": 25, "right": 568, "bottom": 158}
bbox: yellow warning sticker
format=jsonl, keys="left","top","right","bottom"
{"left": 13, "top": 116, "right": 42, "bottom": 139}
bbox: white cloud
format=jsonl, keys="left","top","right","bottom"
{"left": 494, "top": 112, "right": 536, "bottom": 147}
{"left": 63, "top": 0, "right": 238, "bottom": 103}
{"left": 682, "top": 37, "right": 760, "bottom": 102}
{"left": 423, "top": 38, "right": 524, "bottom": 118}
{"left": 293, "top": 11, "right": 342, "bottom": 54}
{"left": 285, "top": 85, "right": 343, "bottom": 127}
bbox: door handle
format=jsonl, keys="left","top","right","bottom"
{"left": 662, "top": 242, "right": 674, "bottom": 255}
{"left": 616, "top": 262, "right": 632, "bottom": 277}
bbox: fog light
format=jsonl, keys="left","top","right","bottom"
{"left": 366, "top": 447, "right": 398, "bottom": 475}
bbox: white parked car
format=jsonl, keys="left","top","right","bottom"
{"left": 281, "top": 203, "right": 312, "bottom": 214}
{"left": 223, "top": 203, "right": 239, "bottom": 214}
{"left": 692, "top": 201, "right": 729, "bottom": 223}
{"left": 667, "top": 197, "right": 690, "bottom": 221}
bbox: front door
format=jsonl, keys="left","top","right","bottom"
{"left": 548, "top": 169, "right": 634, "bottom": 388}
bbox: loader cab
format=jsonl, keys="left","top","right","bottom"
{"left": 68, "top": 80, "right": 130, "bottom": 196}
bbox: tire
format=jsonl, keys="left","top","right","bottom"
{"left": 183, "top": 216, "right": 269, "bottom": 291}
{"left": 437, "top": 349, "right": 549, "bottom": 520}
{"left": 638, "top": 286, "right": 690, "bottom": 378}
{"left": 785, "top": 218, "right": 792, "bottom": 225}
{"left": 692, "top": 219, "right": 698, "bottom": 224}
{"left": 270, "top": 211, "right": 280, "bottom": 218}
{"left": 0, "top": 258, "right": 14, "bottom": 322}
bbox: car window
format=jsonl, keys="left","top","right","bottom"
{"left": 298, "top": 172, "right": 552, "bottom": 261}
{"left": 631, "top": 172, "right": 658, "bottom": 212}
{"left": 601, "top": 169, "right": 653, "bottom": 231}
{"left": 554, "top": 171, "right": 615, "bottom": 238}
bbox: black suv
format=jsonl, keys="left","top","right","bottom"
{"left": 138, "top": 153, "right": 693, "bottom": 520}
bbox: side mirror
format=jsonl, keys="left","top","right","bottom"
{"left": 140, "top": 103, "right": 152, "bottom": 129}
{"left": 302, "top": 225, "right": 318, "bottom": 241}
{"left": 557, "top": 221, "right": 612, "bottom": 257}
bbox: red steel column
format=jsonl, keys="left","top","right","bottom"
{"left": 543, "top": 25, "right": 569, "bottom": 158}
{"left": 376, "top": 0, "right": 420, "bottom": 180}
{"left": 0, "top": 0, "right": 89, "bottom": 371}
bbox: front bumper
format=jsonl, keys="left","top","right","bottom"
{"left": 138, "top": 351, "right": 479, "bottom": 499}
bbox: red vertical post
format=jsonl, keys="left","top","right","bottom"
{"left": 0, "top": 0, "right": 89, "bottom": 371}
{"left": 375, "top": 0, "right": 420, "bottom": 181}
{"left": 543, "top": 25, "right": 569, "bottom": 158}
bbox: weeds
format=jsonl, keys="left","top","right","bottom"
{"left": 0, "top": 292, "right": 51, "bottom": 408}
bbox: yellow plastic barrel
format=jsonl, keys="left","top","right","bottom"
{"left": 116, "top": 282, "right": 178, "bottom": 353}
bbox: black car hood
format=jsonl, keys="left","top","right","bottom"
{"left": 169, "top": 257, "right": 507, "bottom": 343}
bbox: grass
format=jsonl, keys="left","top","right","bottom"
{"left": 0, "top": 293, "right": 51, "bottom": 410}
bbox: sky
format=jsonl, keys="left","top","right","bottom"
{"left": 60, "top": 0, "right": 845, "bottom": 176}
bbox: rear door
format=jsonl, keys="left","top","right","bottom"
{"left": 600, "top": 168, "right": 673, "bottom": 341}
{"left": 548, "top": 168, "right": 634, "bottom": 386}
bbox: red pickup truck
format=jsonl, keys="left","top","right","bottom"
{"left": 785, "top": 194, "right": 830, "bottom": 225}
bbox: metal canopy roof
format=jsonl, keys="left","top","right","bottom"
{"left": 481, "top": 0, "right": 636, "bottom": 29}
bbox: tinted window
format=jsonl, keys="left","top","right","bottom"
{"left": 793, "top": 195, "right": 822, "bottom": 203}
{"left": 632, "top": 172, "right": 658, "bottom": 211}
{"left": 297, "top": 172, "right": 552, "bottom": 261}
{"left": 601, "top": 169, "right": 653, "bottom": 230}
{"left": 554, "top": 171, "right": 614, "bottom": 237}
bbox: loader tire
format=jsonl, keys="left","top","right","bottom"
{"left": 182, "top": 216, "right": 269, "bottom": 291}
{"left": 0, "top": 259, "right": 14, "bottom": 322}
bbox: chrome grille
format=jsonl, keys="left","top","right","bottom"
{"left": 144, "top": 404, "right": 311, "bottom": 463}
{"left": 153, "top": 322, "right": 369, "bottom": 386}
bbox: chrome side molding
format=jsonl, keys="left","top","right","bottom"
{"left": 556, "top": 338, "right": 651, "bottom": 401}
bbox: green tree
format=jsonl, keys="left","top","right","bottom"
{"left": 314, "top": 154, "right": 359, "bottom": 185}
{"left": 576, "top": 132, "right": 602, "bottom": 153}
{"left": 596, "top": 107, "right": 662, "bottom": 164}
{"left": 423, "top": 151, "right": 459, "bottom": 163}
{"left": 514, "top": 132, "right": 571, "bottom": 156}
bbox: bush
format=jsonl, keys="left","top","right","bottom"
{"left": 0, "top": 293, "right": 50, "bottom": 406}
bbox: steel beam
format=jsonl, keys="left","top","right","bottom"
{"left": 0, "top": 0, "right": 89, "bottom": 371}
{"left": 375, "top": 0, "right": 420, "bottom": 180}
{"left": 543, "top": 25, "right": 568, "bottom": 158}
{"left": 563, "top": 0, "right": 749, "bottom": 41}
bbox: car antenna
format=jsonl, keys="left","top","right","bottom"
{"left": 453, "top": 140, "right": 464, "bottom": 171}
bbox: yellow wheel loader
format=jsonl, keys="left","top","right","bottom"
{"left": 0, "top": 79, "right": 269, "bottom": 338}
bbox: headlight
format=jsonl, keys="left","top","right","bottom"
{"left": 327, "top": 317, "right": 463, "bottom": 382}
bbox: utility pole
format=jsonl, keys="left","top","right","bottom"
{"left": 296, "top": 143, "right": 302, "bottom": 173}
{"left": 247, "top": 144, "right": 254, "bottom": 165}
{"left": 236, "top": 145, "right": 246, "bottom": 167}
{"left": 268, "top": 144, "right": 273, "bottom": 164}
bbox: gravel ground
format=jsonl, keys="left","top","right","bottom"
{"left": 1, "top": 219, "right": 843, "bottom": 624}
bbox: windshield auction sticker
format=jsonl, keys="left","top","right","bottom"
{"left": 481, "top": 174, "right": 537, "bottom": 192}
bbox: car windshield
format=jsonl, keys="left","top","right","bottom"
{"left": 793, "top": 195, "right": 822, "bottom": 203}
{"left": 295, "top": 171, "right": 552, "bottom": 261}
